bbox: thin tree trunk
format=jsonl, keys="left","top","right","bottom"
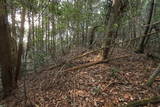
{"left": 41, "top": 15, "right": 44, "bottom": 53}
{"left": 25, "top": 11, "right": 31, "bottom": 59}
{"left": 44, "top": 16, "right": 49, "bottom": 54}
{"left": 15, "top": 8, "right": 26, "bottom": 84}
{"left": 89, "top": 26, "right": 99, "bottom": 49}
{"left": 136, "top": 0, "right": 155, "bottom": 53}
{"left": 11, "top": 7, "right": 17, "bottom": 39}
{"left": 59, "top": 32, "right": 65, "bottom": 55}
{"left": 47, "top": 18, "right": 50, "bottom": 54}
{"left": 51, "top": 17, "right": 56, "bottom": 58}
{"left": 85, "top": 20, "right": 89, "bottom": 47}
{"left": 31, "top": 12, "right": 35, "bottom": 48}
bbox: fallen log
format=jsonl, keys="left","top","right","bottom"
{"left": 125, "top": 96, "right": 160, "bottom": 107}
{"left": 63, "top": 55, "right": 131, "bottom": 72}
{"left": 146, "top": 64, "right": 160, "bottom": 87}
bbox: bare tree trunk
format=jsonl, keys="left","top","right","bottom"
{"left": 59, "top": 32, "right": 65, "bottom": 55}
{"left": 50, "top": 0, "right": 58, "bottom": 58}
{"left": 51, "top": 16, "right": 56, "bottom": 58}
{"left": 136, "top": 0, "right": 155, "bottom": 53}
{"left": 89, "top": 26, "right": 99, "bottom": 49}
{"left": 41, "top": 15, "right": 44, "bottom": 53}
{"left": 85, "top": 20, "right": 89, "bottom": 47}
{"left": 25, "top": 11, "right": 31, "bottom": 58}
{"left": 102, "top": 0, "right": 124, "bottom": 59}
{"left": 47, "top": 18, "right": 50, "bottom": 54}
{"left": 11, "top": 7, "right": 17, "bottom": 39}
{"left": 0, "top": 0, "right": 17, "bottom": 97}
{"left": 15, "top": 8, "right": 26, "bottom": 84}
{"left": 31, "top": 12, "right": 35, "bottom": 48}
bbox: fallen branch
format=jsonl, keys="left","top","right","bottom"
{"left": 71, "top": 48, "right": 102, "bottom": 60}
{"left": 143, "top": 20, "right": 160, "bottom": 27}
{"left": 125, "top": 96, "right": 160, "bottom": 107}
{"left": 63, "top": 55, "right": 131, "bottom": 72}
{"left": 46, "top": 49, "right": 101, "bottom": 70}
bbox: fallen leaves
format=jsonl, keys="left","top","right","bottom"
{"left": 1, "top": 48, "right": 160, "bottom": 107}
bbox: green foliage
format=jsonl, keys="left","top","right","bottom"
{"left": 110, "top": 67, "right": 121, "bottom": 78}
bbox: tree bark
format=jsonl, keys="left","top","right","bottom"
{"left": 102, "top": 0, "right": 124, "bottom": 59}
{"left": 15, "top": 8, "right": 26, "bottom": 84}
{"left": 0, "top": 0, "right": 17, "bottom": 97}
{"left": 89, "top": 26, "right": 99, "bottom": 49}
{"left": 136, "top": 0, "right": 155, "bottom": 53}
{"left": 11, "top": 7, "right": 17, "bottom": 39}
{"left": 51, "top": 16, "right": 56, "bottom": 58}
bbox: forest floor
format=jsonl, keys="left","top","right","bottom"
{"left": 0, "top": 48, "right": 160, "bottom": 107}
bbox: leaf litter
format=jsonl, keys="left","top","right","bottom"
{"left": 0, "top": 48, "right": 160, "bottom": 107}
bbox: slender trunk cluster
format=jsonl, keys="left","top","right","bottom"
{"left": 136, "top": 0, "right": 155, "bottom": 53}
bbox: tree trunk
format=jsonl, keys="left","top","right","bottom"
{"left": 89, "top": 26, "right": 99, "bottom": 49}
{"left": 11, "top": 7, "right": 17, "bottom": 40}
{"left": 136, "top": 0, "right": 155, "bottom": 53}
{"left": 51, "top": 16, "right": 56, "bottom": 58}
{"left": 31, "top": 12, "right": 35, "bottom": 48}
{"left": 0, "top": 0, "right": 17, "bottom": 97}
{"left": 102, "top": 0, "right": 124, "bottom": 59}
{"left": 15, "top": 8, "right": 26, "bottom": 84}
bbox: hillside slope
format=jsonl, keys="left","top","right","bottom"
{"left": 0, "top": 48, "right": 160, "bottom": 107}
